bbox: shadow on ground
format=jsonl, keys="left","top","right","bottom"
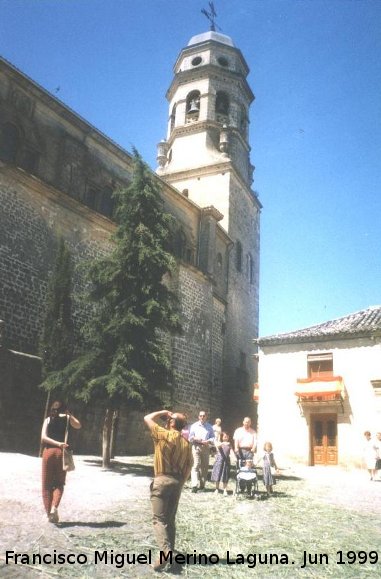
{"left": 276, "top": 474, "right": 303, "bottom": 481}
{"left": 57, "top": 520, "right": 126, "bottom": 528}
{"left": 83, "top": 459, "right": 153, "bottom": 477}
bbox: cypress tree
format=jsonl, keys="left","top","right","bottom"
{"left": 41, "top": 151, "right": 181, "bottom": 465}
{"left": 40, "top": 237, "right": 74, "bottom": 376}
{"left": 39, "top": 238, "right": 74, "bottom": 454}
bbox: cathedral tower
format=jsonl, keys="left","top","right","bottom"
{"left": 157, "top": 30, "right": 260, "bottom": 426}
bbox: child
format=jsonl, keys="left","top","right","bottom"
{"left": 213, "top": 418, "right": 222, "bottom": 444}
{"left": 211, "top": 432, "right": 231, "bottom": 495}
{"left": 363, "top": 431, "right": 378, "bottom": 480}
{"left": 258, "top": 441, "right": 279, "bottom": 495}
{"left": 237, "top": 458, "right": 257, "bottom": 495}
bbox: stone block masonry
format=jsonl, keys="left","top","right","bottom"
{"left": 0, "top": 53, "right": 240, "bottom": 454}
{"left": 171, "top": 265, "right": 226, "bottom": 421}
{"left": 0, "top": 168, "right": 228, "bottom": 453}
{"left": 0, "top": 169, "right": 114, "bottom": 354}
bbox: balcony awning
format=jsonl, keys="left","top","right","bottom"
{"left": 295, "top": 376, "right": 345, "bottom": 401}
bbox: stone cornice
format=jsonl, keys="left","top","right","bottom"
{"left": 166, "top": 121, "right": 251, "bottom": 155}
{"left": 0, "top": 57, "right": 135, "bottom": 168}
{"left": 161, "top": 162, "right": 262, "bottom": 211}
{"left": 0, "top": 163, "right": 116, "bottom": 233}
{"left": 161, "top": 160, "right": 233, "bottom": 181}
{"left": 166, "top": 64, "right": 254, "bottom": 103}
{"left": 201, "top": 205, "right": 224, "bottom": 222}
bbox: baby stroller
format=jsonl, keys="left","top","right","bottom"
{"left": 234, "top": 458, "right": 259, "bottom": 499}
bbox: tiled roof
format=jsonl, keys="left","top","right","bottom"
{"left": 257, "top": 306, "right": 381, "bottom": 346}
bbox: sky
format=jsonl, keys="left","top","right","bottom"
{"left": 1, "top": 0, "right": 381, "bottom": 337}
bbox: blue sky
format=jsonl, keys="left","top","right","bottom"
{"left": 1, "top": 0, "right": 381, "bottom": 336}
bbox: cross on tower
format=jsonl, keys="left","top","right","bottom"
{"left": 201, "top": 2, "right": 219, "bottom": 32}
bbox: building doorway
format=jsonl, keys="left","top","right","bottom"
{"left": 310, "top": 413, "right": 338, "bottom": 465}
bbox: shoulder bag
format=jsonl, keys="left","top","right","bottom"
{"left": 62, "top": 415, "right": 75, "bottom": 472}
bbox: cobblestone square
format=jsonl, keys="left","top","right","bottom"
{"left": 1, "top": 453, "right": 380, "bottom": 577}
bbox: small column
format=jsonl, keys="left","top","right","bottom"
{"left": 219, "top": 125, "right": 229, "bottom": 156}
{"left": 156, "top": 140, "right": 169, "bottom": 171}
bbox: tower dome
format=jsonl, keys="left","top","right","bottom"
{"left": 187, "top": 30, "right": 235, "bottom": 47}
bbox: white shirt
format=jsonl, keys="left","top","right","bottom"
{"left": 189, "top": 421, "right": 214, "bottom": 444}
{"left": 233, "top": 426, "right": 257, "bottom": 449}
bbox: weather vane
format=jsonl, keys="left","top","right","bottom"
{"left": 201, "top": 2, "right": 220, "bottom": 32}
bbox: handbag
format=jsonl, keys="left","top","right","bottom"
{"left": 376, "top": 458, "right": 381, "bottom": 470}
{"left": 62, "top": 415, "right": 75, "bottom": 472}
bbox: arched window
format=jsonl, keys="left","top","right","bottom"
{"left": 216, "top": 92, "right": 229, "bottom": 123}
{"left": 239, "top": 105, "right": 248, "bottom": 138}
{"left": 174, "top": 228, "right": 187, "bottom": 260}
{"left": 84, "top": 186, "right": 100, "bottom": 211}
{"left": 185, "top": 90, "right": 200, "bottom": 123}
{"left": 20, "top": 149, "right": 39, "bottom": 173}
{"left": 0, "top": 123, "right": 20, "bottom": 163}
{"left": 235, "top": 240, "right": 242, "bottom": 272}
{"left": 173, "top": 227, "right": 194, "bottom": 264}
{"left": 100, "top": 186, "right": 114, "bottom": 218}
{"left": 84, "top": 184, "right": 115, "bottom": 218}
{"left": 0, "top": 122, "right": 40, "bottom": 174}
{"left": 170, "top": 104, "right": 177, "bottom": 133}
{"left": 247, "top": 253, "right": 254, "bottom": 284}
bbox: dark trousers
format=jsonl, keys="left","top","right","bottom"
{"left": 238, "top": 449, "right": 254, "bottom": 462}
{"left": 150, "top": 475, "right": 182, "bottom": 553}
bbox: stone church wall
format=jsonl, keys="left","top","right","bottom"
{"left": 0, "top": 57, "right": 232, "bottom": 455}
{"left": 0, "top": 166, "right": 115, "bottom": 354}
{"left": 222, "top": 176, "right": 260, "bottom": 430}
{"left": 0, "top": 168, "right": 228, "bottom": 454}
{"left": 171, "top": 265, "right": 226, "bottom": 422}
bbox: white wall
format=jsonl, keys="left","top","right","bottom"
{"left": 257, "top": 338, "right": 381, "bottom": 469}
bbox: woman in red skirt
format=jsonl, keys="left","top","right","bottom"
{"left": 41, "top": 400, "right": 81, "bottom": 523}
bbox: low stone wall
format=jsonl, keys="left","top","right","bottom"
{"left": 0, "top": 345, "right": 153, "bottom": 456}
{"left": 0, "top": 347, "right": 44, "bottom": 455}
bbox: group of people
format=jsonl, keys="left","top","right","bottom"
{"left": 363, "top": 430, "right": 381, "bottom": 481}
{"left": 185, "top": 411, "right": 278, "bottom": 496}
{"left": 39, "top": 401, "right": 276, "bottom": 572}
{"left": 39, "top": 400, "right": 381, "bottom": 573}
{"left": 143, "top": 408, "right": 279, "bottom": 571}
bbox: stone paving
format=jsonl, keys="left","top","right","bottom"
{"left": 0, "top": 453, "right": 153, "bottom": 578}
{"left": 1, "top": 453, "right": 381, "bottom": 577}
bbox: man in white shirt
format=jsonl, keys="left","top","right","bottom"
{"left": 233, "top": 416, "right": 257, "bottom": 462}
{"left": 188, "top": 410, "right": 214, "bottom": 492}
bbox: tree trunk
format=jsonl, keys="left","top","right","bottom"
{"left": 102, "top": 408, "right": 114, "bottom": 468}
{"left": 110, "top": 410, "right": 119, "bottom": 459}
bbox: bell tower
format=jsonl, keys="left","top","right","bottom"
{"left": 157, "top": 29, "right": 261, "bottom": 426}
{"left": 157, "top": 30, "right": 256, "bottom": 230}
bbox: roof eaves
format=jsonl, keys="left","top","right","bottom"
{"left": 256, "top": 328, "right": 381, "bottom": 347}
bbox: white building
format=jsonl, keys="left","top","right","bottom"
{"left": 256, "top": 306, "right": 381, "bottom": 468}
